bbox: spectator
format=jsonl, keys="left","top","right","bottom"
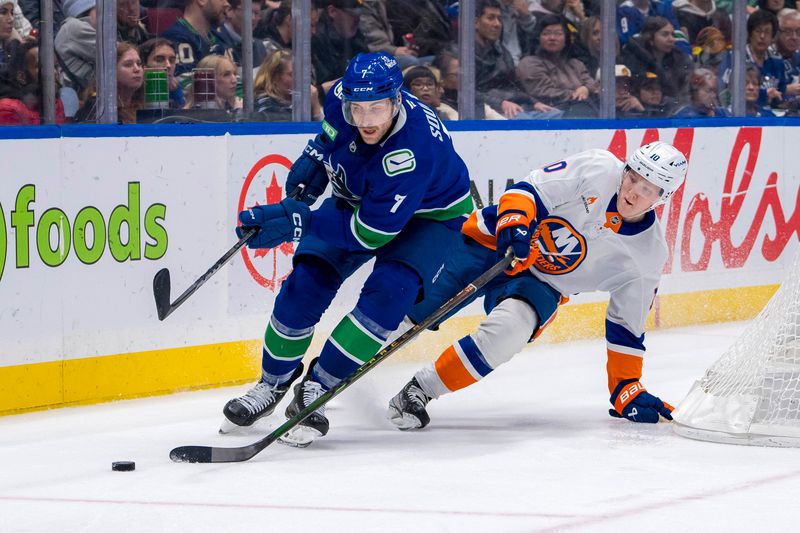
{"left": 162, "top": 0, "right": 231, "bottom": 84}
{"left": 673, "top": 0, "right": 733, "bottom": 45}
{"left": 757, "top": 0, "right": 792, "bottom": 16}
{"left": 19, "top": 0, "right": 66, "bottom": 33}
{"left": 571, "top": 15, "right": 602, "bottom": 79}
{"left": 618, "top": 1, "right": 691, "bottom": 53}
{"left": 774, "top": 9, "right": 800, "bottom": 103}
{"left": 621, "top": 16, "right": 694, "bottom": 106}
{"left": 254, "top": 0, "right": 293, "bottom": 58}
{"left": 311, "top": 0, "right": 368, "bottom": 91}
{"left": 432, "top": 49, "right": 506, "bottom": 119}
{"left": 140, "top": 37, "right": 185, "bottom": 108}
{"left": 118, "top": 0, "right": 150, "bottom": 46}
{"left": 517, "top": 14, "right": 599, "bottom": 117}
{"left": 184, "top": 53, "right": 241, "bottom": 111}
{"left": 1, "top": 0, "right": 15, "bottom": 70}
{"left": 744, "top": 64, "right": 777, "bottom": 115}
{"left": 530, "top": 0, "right": 586, "bottom": 28}
{"left": 54, "top": 0, "right": 96, "bottom": 93}
{"left": 253, "top": 49, "right": 323, "bottom": 120}
{"left": 217, "top": 0, "right": 267, "bottom": 67}
{"left": 0, "top": 41, "right": 67, "bottom": 124}
{"left": 402, "top": 64, "right": 458, "bottom": 119}
{"left": 719, "top": 9, "right": 785, "bottom": 107}
{"left": 475, "top": 0, "right": 559, "bottom": 118}
{"left": 673, "top": 66, "right": 728, "bottom": 116}
{"left": 360, "top": 0, "right": 423, "bottom": 69}
{"left": 75, "top": 41, "right": 144, "bottom": 123}
{"left": 614, "top": 64, "right": 646, "bottom": 117}
{"left": 692, "top": 25, "right": 727, "bottom": 75}
{"left": 385, "top": 0, "right": 452, "bottom": 58}
{"left": 633, "top": 71, "right": 674, "bottom": 116}
{"left": 498, "top": 0, "right": 536, "bottom": 66}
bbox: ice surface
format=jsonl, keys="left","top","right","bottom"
{"left": 2, "top": 322, "right": 799, "bottom": 533}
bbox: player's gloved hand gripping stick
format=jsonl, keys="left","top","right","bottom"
{"left": 152, "top": 186, "right": 305, "bottom": 321}
{"left": 169, "top": 250, "right": 517, "bottom": 463}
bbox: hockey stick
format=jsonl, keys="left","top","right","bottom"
{"left": 169, "top": 252, "right": 515, "bottom": 463}
{"left": 153, "top": 186, "right": 304, "bottom": 321}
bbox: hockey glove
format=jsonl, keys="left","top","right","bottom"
{"left": 286, "top": 134, "right": 330, "bottom": 205}
{"left": 236, "top": 198, "right": 311, "bottom": 249}
{"left": 608, "top": 379, "right": 674, "bottom": 423}
{"left": 495, "top": 210, "right": 534, "bottom": 274}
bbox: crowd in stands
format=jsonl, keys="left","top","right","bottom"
{"left": 2, "top": 0, "right": 800, "bottom": 125}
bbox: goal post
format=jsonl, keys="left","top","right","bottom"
{"left": 672, "top": 251, "right": 800, "bottom": 447}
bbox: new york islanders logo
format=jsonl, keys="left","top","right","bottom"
{"left": 531, "top": 216, "right": 587, "bottom": 275}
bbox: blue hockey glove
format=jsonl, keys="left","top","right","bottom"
{"left": 286, "top": 134, "right": 330, "bottom": 205}
{"left": 236, "top": 198, "right": 311, "bottom": 249}
{"left": 608, "top": 379, "right": 674, "bottom": 423}
{"left": 495, "top": 210, "right": 533, "bottom": 274}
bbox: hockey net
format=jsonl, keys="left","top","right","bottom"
{"left": 672, "top": 251, "right": 800, "bottom": 447}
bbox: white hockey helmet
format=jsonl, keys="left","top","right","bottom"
{"left": 626, "top": 141, "right": 688, "bottom": 205}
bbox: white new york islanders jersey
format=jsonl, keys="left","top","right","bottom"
{"left": 462, "top": 149, "right": 668, "bottom": 391}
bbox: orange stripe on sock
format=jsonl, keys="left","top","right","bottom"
{"left": 435, "top": 345, "right": 478, "bottom": 392}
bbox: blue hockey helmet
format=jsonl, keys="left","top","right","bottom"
{"left": 341, "top": 52, "right": 403, "bottom": 126}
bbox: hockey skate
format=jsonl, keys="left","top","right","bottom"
{"left": 220, "top": 363, "right": 304, "bottom": 433}
{"left": 387, "top": 377, "right": 432, "bottom": 430}
{"left": 279, "top": 361, "right": 329, "bottom": 447}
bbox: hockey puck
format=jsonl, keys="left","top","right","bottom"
{"left": 112, "top": 461, "right": 136, "bottom": 472}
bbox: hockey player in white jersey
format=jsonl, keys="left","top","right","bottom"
{"left": 387, "top": 141, "right": 688, "bottom": 429}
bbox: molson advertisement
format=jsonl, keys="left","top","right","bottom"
{"left": 0, "top": 125, "right": 798, "bottom": 413}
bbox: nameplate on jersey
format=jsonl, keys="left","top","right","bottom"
{"left": 382, "top": 149, "right": 416, "bottom": 177}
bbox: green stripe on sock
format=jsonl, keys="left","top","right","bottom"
{"left": 330, "top": 315, "right": 383, "bottom": 363}
{"left": 264, "top": 322, "right": 312, "bottom": 359}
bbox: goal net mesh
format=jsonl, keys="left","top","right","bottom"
{"left": 672, "top": 251, "right": 800, "bottom": 447}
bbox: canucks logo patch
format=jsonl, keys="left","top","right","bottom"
{"left": 531, "top": 216, "right": 587, "bottom": 275}
{"left": 382, "top": 149, "right": 416, "bottom": 176}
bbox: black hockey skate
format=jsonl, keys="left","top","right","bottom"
{"left": 221, "top": 363, "right": 304, "bottom": 431}
{"left": 279, "top": 360, "right": 329, "bottom": 447}
{"left": 387, "top": 377, "right": 432, "bottom": 430}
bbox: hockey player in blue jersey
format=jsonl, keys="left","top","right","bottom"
{"left": 222, "top": 52, "right": 474, "bottom": 446}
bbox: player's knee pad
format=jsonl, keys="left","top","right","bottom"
{"left": 471, "top": 297, "right": 538, "bottom": 368}
{"left": 357, "top": 261, "right": 422, "bottom": 331}
{"left": 274, "top": 256, "right": 341, "bottom": 327}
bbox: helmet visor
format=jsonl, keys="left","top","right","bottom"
{"left": 623, "top": 168, "right": 663, "bottom": 202}
{"left": 342, "top": 96, "right": 400, "bottom": 127}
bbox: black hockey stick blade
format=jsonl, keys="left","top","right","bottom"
{"left": 169, "top": 253, "right": 514, "bottom": 463}
{"left": 152, "top": 187, "right": 304, "bottom": 321}
{"left": 153, "top": 268, "right": 172, "bottom": 321}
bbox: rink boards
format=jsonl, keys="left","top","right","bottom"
{"left": 0, "top": 120, "right": 798, "bottom": 414}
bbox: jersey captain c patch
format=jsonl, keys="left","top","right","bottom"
{"left": 531, "top": 216, "right": 587, "bottom": 275}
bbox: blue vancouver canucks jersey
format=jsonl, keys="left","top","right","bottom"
{"left": 308, "top": 82, "right": 474, "bottom": 252}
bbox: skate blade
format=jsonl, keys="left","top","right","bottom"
{"left": 387, "top": 407, "right": 423, "bottom": 431}
{"left": 219, "top": 417, "right": 246, "bottom": 435}
{"left": 278, "top": 425, "right": 323, "bottom": 448}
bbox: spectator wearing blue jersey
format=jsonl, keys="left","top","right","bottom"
{"left": 162, "top": 0, "right": 231, "bottom": 86}
{"left": 744, "top": 64, "right": 777, "bottom": 116}
{"left": 222, "top": 52, "right": 475, "bottom": 447}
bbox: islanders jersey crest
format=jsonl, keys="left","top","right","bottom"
{"left": 531, "top": 216, "right": 587, "bottom": 275}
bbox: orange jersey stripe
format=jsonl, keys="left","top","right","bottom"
{"left": 606, "top": 349, "right": 644, "bottom": 394}
{"left": 435, "top": 345, "right": 478, "bottom": 392}
{"left": 462, "top": 212, "right": 497, "bottom": 250}
{"left": 498, "top": 190, "right": 537, "bottom": 220}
